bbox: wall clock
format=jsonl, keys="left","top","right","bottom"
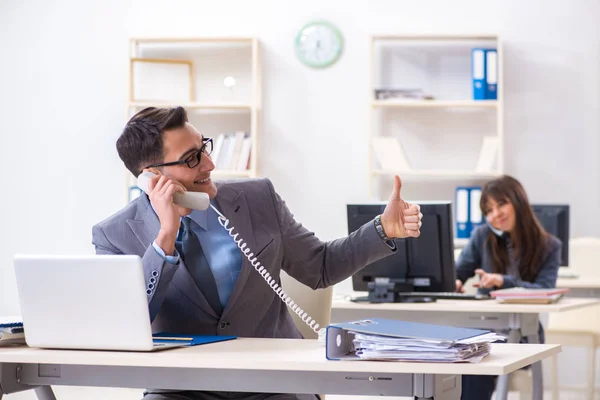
{"left": 295, "top": 20, "right": 343, "bottom": 69}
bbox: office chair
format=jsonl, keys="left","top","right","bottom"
{"left": 546, "top": 237, "right": 600, "bottom": 400}
{"left": 279, "top": 270, "right": 333, "bottom": 339}
{"left": 280, "top": 271, "right": 333, "bottom": 400}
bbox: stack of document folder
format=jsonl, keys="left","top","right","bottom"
{"left": 326, "top": 318, "right": 504, "bottom": 363}
{"left": 490, "top": 287, "right": 569, "bottom": 304}
{"left": 0, "top": 316, "right": 25, "bottom": 346}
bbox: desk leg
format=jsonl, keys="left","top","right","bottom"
{"left": 495, "top": 328, "right": 522, "bottom": 400}
{"left": 34, "top": 386, "right": 57, "bottom": 400}
{"left": 527, "top": 332, "right": 543, "bottom": 400}
{"left": 414, "top": 373, "right": 461, "bottom": 400}
{"left": 0, "top": 363, "right": 50, "bottom": 399}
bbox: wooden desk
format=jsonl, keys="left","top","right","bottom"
{"left": 0, "top": 339, "right": 560, "bottom": 400}
{"left": 331, "top": 296, "right": 599, "bottom": 400}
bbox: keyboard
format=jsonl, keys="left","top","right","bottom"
{"left": 396, "top": 292, "right": 491, "bottom": 301}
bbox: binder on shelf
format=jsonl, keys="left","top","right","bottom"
{"left": 455, "top": 186, "right": 483, "bottom": 239}
{"left": 455, "top": 187, "right": 470, "bottom": 239}
{"left": 470, "top": 187, "right": 483, "bottom": 232}
{"left": 471, "top": 48, "right": 486, "bottom": 100}
{"left": 485, "top": 49, "right": 498, "bottom": 100}
{"left": 325, "top": 318, "right": 502, "bottom": 362}
{"left": 152, "top": 333, "right": 236, "bottom": 346}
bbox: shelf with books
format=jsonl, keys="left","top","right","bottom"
{"left": 369, "top": 34, "right": 503, "bottom": 197}
{"left": 124, "top": 37, "right": 261, "bottom": 204}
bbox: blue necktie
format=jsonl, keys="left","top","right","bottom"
{"left": 176, "top": 217, "right": 222, "bottom": 315}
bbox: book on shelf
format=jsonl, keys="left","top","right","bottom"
{"left": 371, "top": 136, "right": 411, "bottom": 171}
{"left": 236, "top": 136, "right": 252, "bottom": 171}
{"left": 212, "top": 132, "right": 251, "bottom": 172}
{"left": 211, "top": 134, "right": 226, "bottom": 167}
{"left": 374, "top": 88, "right": 434, "bottom": 101}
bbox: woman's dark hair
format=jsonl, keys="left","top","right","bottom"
{"left": 480, "top": 175, "right": 549, "bottom": 281}
{"left": 116, "top": 106, "right": 188, "bottom": 177}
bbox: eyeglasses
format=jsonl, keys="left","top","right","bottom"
{"left": 146, "top": 137, "right": 213, "bottom": 169}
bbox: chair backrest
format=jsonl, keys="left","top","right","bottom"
{"left": 568, "top": 237, "right": 600, "bottom": 276}
{"left": 548, "top": 237, "right": 600, "bottom": 333}
{"left": 280, "top": 271, "right": 333, "bottom": 339}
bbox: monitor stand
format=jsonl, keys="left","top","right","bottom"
{"left": 357, "top": 279, "right": 437, "bottom": 303}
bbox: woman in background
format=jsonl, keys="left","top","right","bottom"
{"left": 455, "top": 175, "right": 562, "bottom": 400}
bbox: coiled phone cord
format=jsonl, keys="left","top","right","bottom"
{"left": 211, "top": 204, "right": 325, "bottom": 339}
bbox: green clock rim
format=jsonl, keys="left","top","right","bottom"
{"left": 294, "top": 20, "right": 344, "bottom": 69}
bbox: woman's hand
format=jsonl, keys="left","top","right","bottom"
{"left": 455, "top": 279, "right": 465, "bottom": 293}
{"left": 473, "top": 269, "right": 504, "bottom": 289}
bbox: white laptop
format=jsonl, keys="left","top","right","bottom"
{"left": 13, "top": 254, "right": 184, "bottom": 351}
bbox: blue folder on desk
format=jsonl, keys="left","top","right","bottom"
{"left": 152, "top": 333, "right": 236, "bottom": 346}
{"left": 325, "top": 318, "right": 491, "bottom": 360}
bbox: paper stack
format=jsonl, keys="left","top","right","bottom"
{"left": 490, "top": 288, "right": 569, "bottom": 304}
{"left": 352, "top": 331, "right": 500, "bottom": 363}
{"left": 326, "top": 318, "right": 505, "bottom": 363}
{"left": 0, "top": 316, "right": 25, "bottom": 346}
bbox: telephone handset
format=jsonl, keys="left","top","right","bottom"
{"left": 137, "top": 171, "right": 324, "bottom": 338}
{"left": 138, "top": 172, "right": 210, "bottom": 211}
{"left": 486, "top": 219, "right": 505, "bottom": 237}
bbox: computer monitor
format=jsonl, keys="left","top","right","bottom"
{"left": 348, "top": 202, "right": 456, "bottom": 293}
{"left": 531, "top": 204, "right": 569, "bottom": 266}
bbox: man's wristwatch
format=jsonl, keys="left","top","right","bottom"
{"left": 374, "top": 214, "right": 396, "bottom": 250}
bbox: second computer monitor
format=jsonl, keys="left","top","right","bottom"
{"left": 531, "top": 204, "right": 569, "bottom": 266}
{"left": 348, "top": 202, "right": 456, "bottom": 293}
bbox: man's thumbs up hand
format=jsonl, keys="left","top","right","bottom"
{"left": 380, "top": 175, "right": 422, "bottom": 239}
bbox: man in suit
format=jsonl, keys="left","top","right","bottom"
{"left": 92, "top": 106, "right": 422, "bottom": 400}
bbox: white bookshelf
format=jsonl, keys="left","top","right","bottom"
{"left": 372, "top": 100, "right": 498, "bottom": 109}
{"left": 372, "top": 169, "right": 501, "bottom": 180}
{"left": 125, "top": 37, "right": 261, "bottom": 203}
{"left": 368, "top": 34, "right": 504, "bottom": 196}
{"left": 129, "top": 102, "right": 253, "bottom": 111}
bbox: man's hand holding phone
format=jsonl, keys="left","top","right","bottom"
{"left": 143, "top": 169, "right": 191, "bottom": 255}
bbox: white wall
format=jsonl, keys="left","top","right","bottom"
{"left": 3, "top": 0, "right": 598, "bottom": 310}
{"left": 0, "top": 0, "right": 598, "bottom": 308}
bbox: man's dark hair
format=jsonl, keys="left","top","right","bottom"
{"left": 116, "top": 106, "right": 188, "bottom": 177}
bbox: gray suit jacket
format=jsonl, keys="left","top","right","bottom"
{"left": 92, "top": 178, "right": 395, "bottom": 338}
